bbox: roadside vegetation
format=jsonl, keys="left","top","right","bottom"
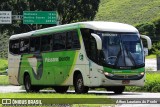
{"left": 145, "top": 54, "right": 156, "bottom": 59}
{"left": 0, "top": 59, "right": 8, "bottom": 73}
{"left": 95, "top": 0, "right": 160, "bottom": 25}
{"left": 126, "top": 72, "right": 160, "bottom": 92}
{"left": 0, "top": 75, "right": 9, "bottom": 85}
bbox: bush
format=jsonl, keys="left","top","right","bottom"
{"left": 150, "top": 42, "right": 160, "bottom": 55}
{"left": 125, "top": 72, "right": 160, "bottom": 92}
{"left": 152, "top": 17, "right": 160, "bottom": 35}
{"left": 0, "top": 59, "right": 8, "bottom": 72}
{"left": 135, "top": 22, "right": 156, "bottom": 37}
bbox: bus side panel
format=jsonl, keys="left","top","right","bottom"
{"left": 18, "top": 50, "right": 78, "bottom": 86}
{"left": 18, "top": 53, "right": 46, "bottom": 85}
{"left": 61, "top": 30, "right": 92, "bottom": 86}
{"left": 8, "top": 54, "right": 21, "bottom": 85}
{"left": 87, "top": 61, "right": 103, "bottom": 86}
{"left": 41, "top": 51, "right": 77, "bottom": 85}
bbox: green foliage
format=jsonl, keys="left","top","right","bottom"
{"left": 95, "top": 0, "right": 160, "bottom": 25}
{"left": 150, "top": 42, "right": 160, "bottom": 55}
{"left": 0, "top": 30, "right": 9, "bottom": 58}
{"left": 0, "top": 59, "right": 8, "bottom": 72}
{"left": 135, "top": 22, "right": 156, "bottom": 37}
{"left": 145, "top": 54, "right": 156, "bottom": 59}
{"left": 126, "top": 72, "right": 160, "bottom": 92}
{"left": 0, "top": 0, "right": 100, "bottom": 34}
{"left": 0, "top": 0, "right": 100, "bottom": 58}
{"left": 152, "top": 17, "right": 160, "bottom": 35}
{"left": 0, "top": 76, "right": 9, "bottom": 85}
{"left": 58, "top": 0, "right": 100, "bottom": 24}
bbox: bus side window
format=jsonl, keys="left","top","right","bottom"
{"left": 72, "top": 31, "right": 80, "bottom": 49}
{"left": 9, "top": 39, "right": 19, "bottom": 54}
{"left": 53, "top": 33, "right": 66, "bottom": 51}
{"left": 66, "top": 30, "right": 80, "bottom": 49}
{"left": 66, "top": 32, "right": 72, "bottom": 49}
{"left": 19, "top": 38, "right": 29, "bottom": 54}
{"left": 41, "top": 35, "right": 52, "bottom": 52}
{"left": 30, "top": 37, "right": 40, "bottom": 53}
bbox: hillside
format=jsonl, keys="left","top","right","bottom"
{"left": 95, "top": 0, "right": 160, "bottom": 25}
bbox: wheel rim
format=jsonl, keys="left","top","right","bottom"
{"left": 77, "top": 78, "right": 83, "bottom": 90}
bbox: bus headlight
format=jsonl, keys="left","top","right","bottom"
{"left": 98, "top": 69, "right": 114, "bottom": 77}
{"left": 140, "top": 72, "right": 145, "bottom": 76}
{"left": 104, "top": 72, "right": 114, "bottom": 77}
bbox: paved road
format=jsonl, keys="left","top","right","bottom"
{"left": 0, "top": 86, "right": 160, "bottom": 107}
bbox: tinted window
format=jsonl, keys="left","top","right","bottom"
{"left": 53, "top": 33, "right": 66, "bottom": 50}
{"left": 66, "top": 31, "right": 80, "bottom": 49}
{"left": 30, "top": 37, "right": 40, "bottom": 53}
{"left": 20, "top": 38, "right": 29, "bottom": 53}
{"left": 9, "top": 40, "right": 19, "bottom": 54}
{"left": 66, "top": 32, "right": 72, "bottom": 49}
{"left": 41, "top": 35, "right": 52, "bottom": 52}
{"left": 72, "top": 31, "right": 80, "bottom": 49}
{"left": 81, "top": 29, "right": 98, "bottom": 63}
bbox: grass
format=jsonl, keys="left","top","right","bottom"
{"left": 0, "top": 93, "right": 106, "bottom": 98}
{"left": 95, "top": 0, "right": 160, "bottom": 25}
{"left": 0, "top": 59, "right": 8, "bottom": 72}
{"left": 145, "top": 54, "right": 156, "bottom": 59}
{"left": 0, "top": 93, "right": 113, "bottom": 107}
{"left": 0, "top": 75, "right": 9, "bottom": 85}
{"left": 126, "top": 72, "right": 160, "bottom": 92}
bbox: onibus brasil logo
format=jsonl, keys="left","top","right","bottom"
{"left": 2, "top": 99, "right": 42, "bottom": 106}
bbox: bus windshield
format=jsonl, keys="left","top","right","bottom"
{"left": 101, "top": 33, "right": 144, "bottom": 68}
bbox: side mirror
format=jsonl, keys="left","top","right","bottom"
{"left": 140, "top": 35, "right": 152, "bottom": 49}
{"left": 144, "top": 47, "right": 148, "bottom": 56}
{"left": 91, "top": 33, "right": 102, "bottom": 50}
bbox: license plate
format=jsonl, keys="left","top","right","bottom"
{"left": 122, "top": 80, "right": 130, "bottom": 84}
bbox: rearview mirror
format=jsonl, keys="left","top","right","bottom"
{"left": 144, "top": 47, "right": 148, "bottom": 56}
{"left": 140, "top": 35, "right": 152, "bottom": 49}
{"left": 91, "top": 33, "right": 102, "bottom": 50}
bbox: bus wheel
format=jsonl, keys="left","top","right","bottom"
{"left": 106, "top": 86, "right": 125, "bottom": 94}
{"left": 54, "top": 86, "right": 69, "bottom": 93}
{"left": 74, "top": 74, "right": 89, "bottom": 94}
{"left": 24, "top": 74, "right": 40, "bottom": 93}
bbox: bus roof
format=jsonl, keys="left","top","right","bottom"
{"left": 10, "top": 21, "right": 138, "bottom": 40}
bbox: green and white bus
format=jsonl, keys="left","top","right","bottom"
{"left": 8, "top": 21, "right": 151, "bottom": 94}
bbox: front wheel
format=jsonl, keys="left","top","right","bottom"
{"left": 74, "top": 74, "right": 89, "bottom": 94}
{"left": 106, "top": 86, "right": 125, "bottom": 94}
{"left": 24, "top": 74, "right": 40, "bottom": 93}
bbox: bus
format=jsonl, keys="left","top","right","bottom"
{"left": 8, "top": 21, "right": 151, "bottom": 94}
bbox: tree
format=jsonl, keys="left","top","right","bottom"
{"left": 0, "top": 0, "right": 100, "bottom": 58}
{"left": 0, "top": 0, "right": 100, "bottom": 33}
{"left": 57, "top": 0, "right": 100, "bottom": 24}
{"left": 135, "top": 22, "right": 156, "bottom": 37}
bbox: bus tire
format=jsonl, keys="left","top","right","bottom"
{"left": 24, "top": 74, "right": 40, "bottom": 93}
{"left": 74, "top": 74, "right": 89, "bottom": 94}
{"left": 106, "top": 86, "right": 125, "bottom": 94}
{"left": 54, "top": 86, "right": 69, "bottom": 93}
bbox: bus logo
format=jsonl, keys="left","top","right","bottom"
{"left": 2, "top": 99, "right": 11, "bottom": 105}
{"left": 79, "top": 53, "right": 83, "bottom": 61}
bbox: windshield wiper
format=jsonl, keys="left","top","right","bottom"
{"left": 124, "top": 45, "right": 136, "bottom": 66}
